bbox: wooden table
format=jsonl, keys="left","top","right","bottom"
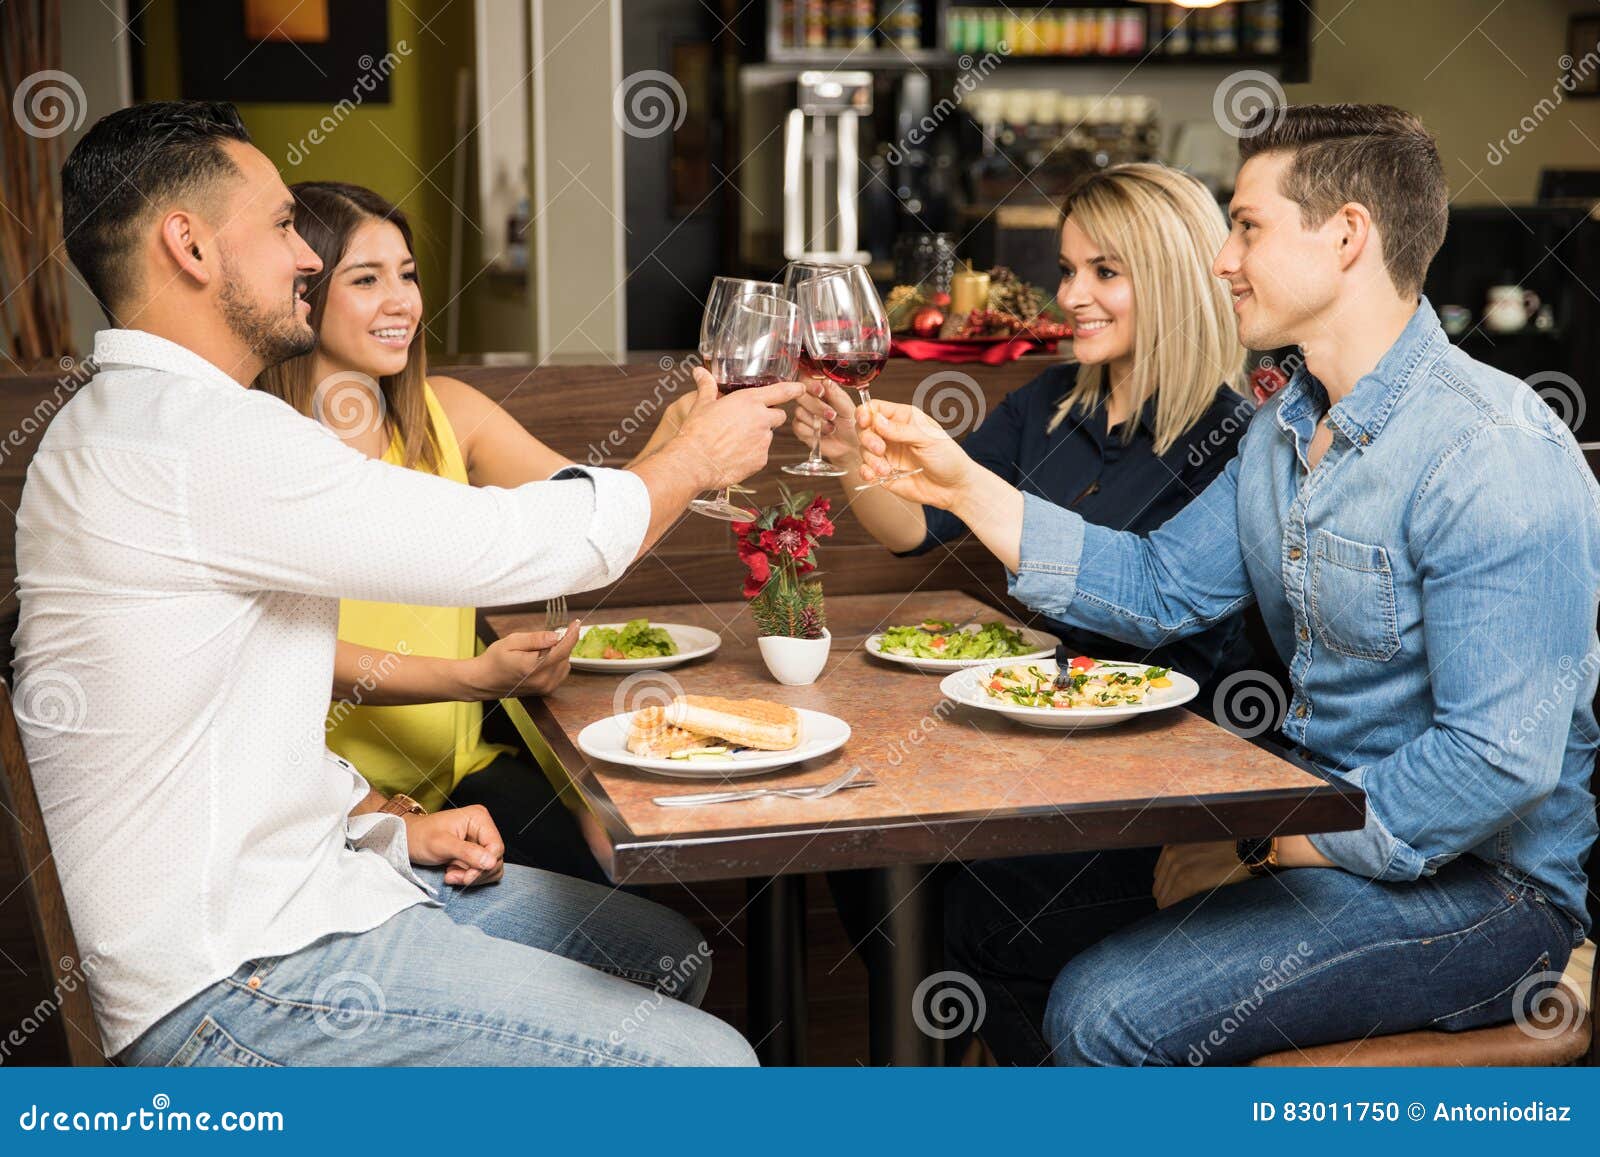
{"left": 484, "top": 590, "right": 1365, "bottom": 1066}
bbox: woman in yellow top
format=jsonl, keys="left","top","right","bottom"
{"left": 254, "top": 181, "right": 691, "bottom": 883}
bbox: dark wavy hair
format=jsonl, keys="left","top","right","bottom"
{"left": 252, "top": 181, "right": 439, "bottom": 472}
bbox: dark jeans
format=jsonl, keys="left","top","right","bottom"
{"left": 948, "top": 849, "right": 1582, "bottom": 1066}
{"left": 445, "top": 754, "right": 610, "bottom": 887}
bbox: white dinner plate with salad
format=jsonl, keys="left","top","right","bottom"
{"left": 575, "top": 708, "right": 851, "bottom": 779}
{"left": 865, "top": 619, "right": 1059, "bottom": 673}
{"left": 939, "top": 658, "right": 1198, "bottom": 731}
{"left": 569, "top": 620, "right": 722, "bottom": 672}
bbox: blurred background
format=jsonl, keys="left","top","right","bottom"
{"left": 6, "top": 0, "right": 1600, "bottom": 414}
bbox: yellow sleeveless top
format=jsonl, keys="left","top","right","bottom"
{"left": 325, "top": 382, "right": 515, "bottom": 811}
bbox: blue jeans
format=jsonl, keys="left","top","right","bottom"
{"left": 951, "top": 852, "right": 1582, "bottom": 1066}
{"left": 118, "top": 865, "right": 757, "bottom": 1067}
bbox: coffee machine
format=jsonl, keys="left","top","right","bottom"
{"left": 782, "top": 70, "right": 873, "bottom": 264}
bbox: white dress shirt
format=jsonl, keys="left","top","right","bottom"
{"left": 10, "top": 329, "right": 651, "bottom": 1055}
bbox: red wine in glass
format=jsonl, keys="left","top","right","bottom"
{"left": 717, "top": 372, "right": 783, "bottom": 396}
{"left": 813, "top": 353, "right": 886, "bottom": 389}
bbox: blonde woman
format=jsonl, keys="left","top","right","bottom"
{"left": 798, "top": 164, "right": 1261, "bottom": 1064}
{"left": 795, "top": 162, "right": 1253, "bottom": 690}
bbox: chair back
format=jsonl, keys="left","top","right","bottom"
{"left": 0, "top": 680, "right": 107, "bottom": 1064}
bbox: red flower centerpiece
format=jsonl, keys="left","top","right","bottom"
{"left": 733, "top": 487, "right": 834, "bottom": 638}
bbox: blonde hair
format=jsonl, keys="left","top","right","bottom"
{"left": 1046, "top": 163, "right": 1246, "bottom": 454}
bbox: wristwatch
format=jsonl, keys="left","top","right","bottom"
{"left": 1236, "top": 837, "right": 1280, "bottom": 876}
{"left": 379, "top": 793, "right": 426, "bottom": 817}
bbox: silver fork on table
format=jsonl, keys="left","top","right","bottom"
{"left": 652, "top": 765, "right": 875, "bottom": 807}
{"left": 543, "top": 595, "right": 569, "bottom": 634}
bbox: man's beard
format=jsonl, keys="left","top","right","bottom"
{"left": 218, "top": 251, "right": 316, "bottom": 366}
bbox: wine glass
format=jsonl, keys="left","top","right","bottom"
{"left": 700, "top": 277, "right": 782, "bottom": 361}
{"left": 688, "top": 293, "right": 800, "bottom": 522}
{"left": 780, "top": 261, "right": 849, "bottom": 478}
{"left": 794, "top": 266, "right": 920, "bottom": 490}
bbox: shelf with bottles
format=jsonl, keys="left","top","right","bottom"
{"left": 943, "top": 1, "right": 1308, "bottom": 81}
{"left": 768, "top": 0, "right": 953, "bottom": 66}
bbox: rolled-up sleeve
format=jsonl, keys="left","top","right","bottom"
{"left": 1007, "top": 446, "right": 1255, "bottom": 646}
{"left": 548, "top": 464, "right": 652, "bottom": 584}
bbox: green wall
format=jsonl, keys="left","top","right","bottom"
{"left": 137, "top": 0, "right": 518, "bottom": 353}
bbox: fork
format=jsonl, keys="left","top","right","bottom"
{"left": 543, "top": 595, "right": 569, "bottom": 633}
{"left": 652, "top": 765, "right": 874, "bottom": 807}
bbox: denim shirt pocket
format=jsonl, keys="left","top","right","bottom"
{"left": 1309, "top": 529, "right": 1401, "bottom": 661}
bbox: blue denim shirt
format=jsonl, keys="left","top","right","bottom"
{"left": 1010, "top": 299, "right": 1599, "bottom": 934}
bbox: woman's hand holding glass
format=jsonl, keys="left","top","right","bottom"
{"left": 854, "top": 399, "right": 982, "bottom": 511}
{"left": 791, "top": 378, "right": 860, "bottom": 464}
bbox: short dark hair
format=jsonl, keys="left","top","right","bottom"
{"left": 61, "top": 100, "right": 252, "bottom": 320}
{"left": 1238, "top": 103, "right": 1446, "bottom": 297}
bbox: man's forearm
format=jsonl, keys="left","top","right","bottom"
{"left": 628, "top": 441, "right": 718, "bottom": 558}
{"left": 349, "top": 788, "right": 386, "bottom": 817}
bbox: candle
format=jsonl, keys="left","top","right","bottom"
{"left": 949, "top": 263, "right": 990, "bottom": 320}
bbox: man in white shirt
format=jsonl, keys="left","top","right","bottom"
{"left": 12, "top": 100, "right": 790, "bottom": 1066}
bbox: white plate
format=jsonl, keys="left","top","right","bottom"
{"left": 864, "top": 624, "right": 1059, "bottom": 673}
{"left": 575, "top": 707, "right": 852, "bottom": 779}
{"left": 569, "top": 623, "right": 722, "bottom": 672}
{"left": 939, "top": 660, "right": 1198, "bottom": 731}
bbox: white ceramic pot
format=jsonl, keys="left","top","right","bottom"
{"left": 757, "top": 629, "right": 832, "bottom": 686}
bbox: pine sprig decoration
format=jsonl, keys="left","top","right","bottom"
{"left": 732, "top": 487, "right": 835, "bottom": 639}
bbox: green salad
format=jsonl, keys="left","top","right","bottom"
{"left": 574, "top": 619, "right": 679, "bottom": 660}
{"left": 876, "top": 620, "right": 1037, "bottom": 661}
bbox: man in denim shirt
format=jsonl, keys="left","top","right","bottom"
{"left": 855, "top": 105, "right": 1597, "bottom": 1064}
